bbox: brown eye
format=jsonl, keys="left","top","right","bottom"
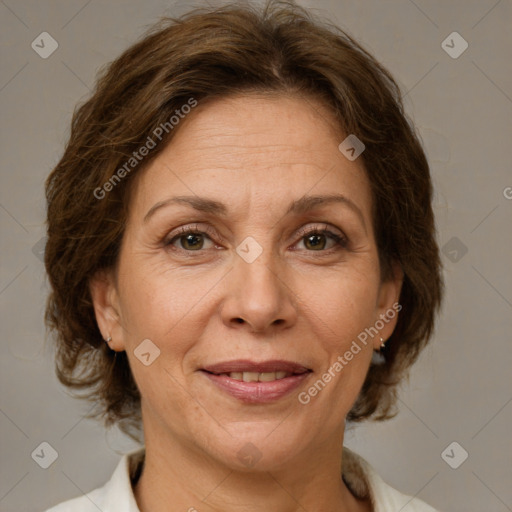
{"left": 295, "top": 226, "right": 348, "bottom": 252}
{"left": 303, "top": 233, "right": 329, "bottom": 250}
{"left": 165, "top": 227, "right": 216, "bottom": 252}
{"left": 177, "top": 233, "right": 205, "bottom": 250}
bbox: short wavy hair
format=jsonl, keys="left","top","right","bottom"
{"left": 44, "top": 0, "right": 443, "bottom": 444}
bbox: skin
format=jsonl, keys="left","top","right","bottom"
{"left": 90, "top": 93, "right": 402, "bottom": 512}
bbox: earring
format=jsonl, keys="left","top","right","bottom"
{"left": 380, "top": 337, "right": 386, "bottom": 349}
{"left": 105, "top": 336, "right": 112, "bottom": 344}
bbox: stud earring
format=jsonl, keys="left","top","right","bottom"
{"left": 380, "top": 337, "right": 386, "bottom": 349}
{"left": 105, "top": 336, "right": 112, "bottom": 344}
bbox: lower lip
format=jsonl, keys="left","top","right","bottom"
{"left": 201, "top": 371, "right": 311, "bottom": 404}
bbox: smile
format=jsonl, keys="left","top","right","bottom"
{"left": 217, "top": 371, "right": 293, "bottom": 382}
{"left": 200, "top": 359, "right": 312, "bottom": 403}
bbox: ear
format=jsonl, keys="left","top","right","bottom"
{"left": 373, "top": 261, "right": 404, "bottom": 350}
{"left": 89, "top": 268, "right": 127, "bottom": 352}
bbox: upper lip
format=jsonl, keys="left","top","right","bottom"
{"left": 202, "top": 359, "right": 311, "bottom": 375}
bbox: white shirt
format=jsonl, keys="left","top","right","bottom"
{"left": 45, "top": 446, "right": 440, "bottom": 511}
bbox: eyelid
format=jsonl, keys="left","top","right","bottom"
{"left": 292, "top": 223, "right": 349, "bottom": 250}
{"left": 166, "top": 223, "right": 217, "bottom": 240}
{"left": 294, "top": 222, "right": 345, "bottom": 241}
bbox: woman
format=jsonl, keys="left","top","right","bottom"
{"left": 43, "top": 1, "right": 443, "bottom": 511}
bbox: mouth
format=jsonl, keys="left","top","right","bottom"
{"left": 200, "top": 360, "right": 312, "bottom": 403}
{"left": 206, "top": 370, "right": 302, "bottom": 382}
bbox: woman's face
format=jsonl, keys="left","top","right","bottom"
{"left": 91, "top": 93, "right": 401, "bottom": 470}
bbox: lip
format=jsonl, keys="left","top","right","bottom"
{"left": 200, "top": 359, "right": 312, "bottom": 404}
{"left": 202, "top": 359, "right": 311, "bottom": 374}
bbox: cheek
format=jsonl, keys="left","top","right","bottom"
{"left": 117, "top": 264, "right": 213, "bottom": 433}
{"left": 118, "top": 252, "right": 216, "bottom": 337}
{"left": 298, "top": 266, "right": 380, "bottom": 346}
{"left": 299, "top": 276, "right": 378, "bottom": 423}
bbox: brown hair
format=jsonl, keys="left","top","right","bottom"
{"left": 44, "top": 0, "right": 443, "bottom": 444}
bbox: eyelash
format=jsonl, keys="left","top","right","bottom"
{"left": 294, "top": 224, "right": 348, "bottom": 251}
{"left": 163, "top": 223, "right": 348, "bottom": 254}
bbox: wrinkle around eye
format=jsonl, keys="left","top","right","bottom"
{"left": 146, "top": 212, "right": 370, "bottom": 257}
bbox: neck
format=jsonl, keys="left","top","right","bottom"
{"left": 133, "top": 426, "right": 370, "bottom": 512}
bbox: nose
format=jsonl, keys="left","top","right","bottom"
{"left": 220, "top": 249, "right": 298, "bottom": 334}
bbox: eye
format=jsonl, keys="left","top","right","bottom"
{"left": 164, "top": 224, "right": 216, "bottom": 251}
{"left": 163, "top": 223, "right": 348, "bottom": 254}
{"left": 294, "top": 224, "right": 348, "bottom": 252}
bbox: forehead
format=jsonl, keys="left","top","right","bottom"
{"left": 128, "top": 93, "right": 372, "bottom": 222}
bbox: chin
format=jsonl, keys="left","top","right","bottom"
{"left": 197, "top": 423, "right": 309, "bottom": 472}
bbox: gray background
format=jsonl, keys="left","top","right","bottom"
{"left": 1, "top": 0, "right": 511, "bottom": 511}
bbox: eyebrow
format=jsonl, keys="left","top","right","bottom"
{"left": 143, "top": 193, "right": 366, "bottom": 230}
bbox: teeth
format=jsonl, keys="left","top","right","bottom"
{"left": 242, "top": 372, "right": 259, "bottom": 382}
{"left": 225, "top": 371, "right": 292, "bottom": 382}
